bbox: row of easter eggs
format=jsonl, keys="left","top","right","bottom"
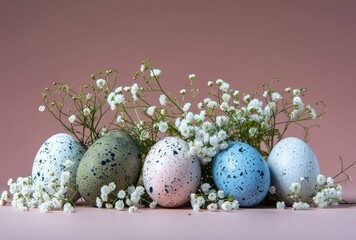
{"left": 32, "top": 131, "right": 319, "bottom": 207}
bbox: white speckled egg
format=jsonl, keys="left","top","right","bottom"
{"left": 143, "top": 137, "right": 201, "bottom": 208}
{"left": 268, "top": 137, "right": 320, "bottom": 202}
{"left": 32, "top": 133, "right": 85, "bottom": 201}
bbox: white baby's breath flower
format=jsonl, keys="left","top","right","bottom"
{"left": 200, "top": 183, "right": 211, "bottom": 194}
{"left": 60, "top": 171, "right": 70, "bottom": 186}
{"left": 196, "top": 196, "right": 205, "bottom": 207}
{"left": 208, "top": 192, "right": 217, "bottom": 201}
{"left": 140, "top": 64, "right": 146, "bottom": 72}
{"left": 63, "top": 159, "right": 74, "bottom": 169}
{"left": 220, "top": 102, "right": 229, "bottom": 111}
{"left": 189, "top": 74, "right": 196, "bottom": 81}
{"left": 193, "top": 204, "right": 200, "bottom": 212}
{"left": 271, "top": 92, "right": 282, "bottom": 102}
{"left": 316, "top": 174, "right": 326, "bottom": 186}
{"left": 285, "top": 87, "right": 291, "bottom": 93}
{"left": 159, "top": 94, "right": 167, "bottom": 106}
{"left": 180, "top": 89, "right": 187, "bottom": 95}
{"left": 117, "top": 190, "right": 126, "bottom": 199}
{"left": 289, "top": 182, "right": 301, "bottom": 193}
{"left": 7, "top": 178, "right": 14, "bottom": 186}
{"left": 220, "top": 82, "right": 230, "bottom": 92}
{"left": 149, "top": 201, "right": 157, "bottom": 209}
{"left": 63, "top": 203, "right": 74, "bottom": 214}
{"left": 222, "top": 94, "right": 231, "bottom": 102}
{"left": 293, "top": 89, "right": 301, "bottom": 96}
{"left": 128, "top": 205, "right": 138, "bottom": 213}
{"left": 290, "top": 109, "right": 298, "bottom": 119}
{"left": 83, "top": 107, "right": 91, "bottom": 116}
{"left": 221, "top": 201, "right": 233, "bottom": 211}
{"left": 207, "top": 81, "right": 213, "bottom": 87}
{"left": 117, "top": 115, "right": 124, "bottom": 124}
{"left": 216, "top": 79, "right": 223, "bottom": 85}
{"left": 39, "top": 202, "right": 51, "bottom": 213}
{"left": 108, "top": 182, "right": 116, "bottom": 192}
{"left": 150, "top": 69, "right": 161, "bottom": 78}
{"left": 38, "top": 105, "right": 45, "bottom": 112}
{"left": 243, "top": 94, "right": 250, "bottom": 103}
{"left": 207, "top": 203, "right": 218, "bottom": 212}
{"left": 158, "top": 121, "right": 169, "bottom": 133}
{"left": 131, "top": 83, "right": 139, "bottom": 102}
{"left": 68, "top": 115, "right": 76, "bottom": 124}
{"left": 183, "top": 103, "right": 191, "bottom": 112}
{"left": 86, "top": 93, "right": 92, "bottom": 100}
{"left": 232, "top": 200, "right": 239, "bottom": 210}
{"left": 292, "top": 201, "right": 310, "bottom": 210}
{"left": 269, "top": 186, "right": 276, "bottom": 195}
{"left": 293, "top": 96, "right": 304, "bottom": 110}
{"left": 96, "top": 79, "right": 106, "bottom": 89}
{"left": 327, "top": 177, "right": 334, "bottom": 187}
{"left": 263, "top": 91, "right": 268, "bottom": 98}
{"left": 217, "top": 190, "right": 225, "bottom": 199}
{"left": 105, "top": 203, "right": 113, "bottom": 209}
{"left": 276, "top": 201, "right": 286, "bottom": 209}
{"left": 147, "top": 106, "right": 156, "bottom": 116}
{"left": 115, "top": 200, "right": 125, "bottom": 211}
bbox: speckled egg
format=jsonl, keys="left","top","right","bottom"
{"left": 32, "top": 133, "right": 85, "bottom": 201}
{"left": 268, "top": 137, "right": 319, "bottom": 202}
{"left": 143, "top": 137, "right": 201, "bottom": 208}
{"left": 76, "top": 131, "right": 141, "bottom": 206}
{"left": 212, "top": 142, "right": 270, "bottom": 207}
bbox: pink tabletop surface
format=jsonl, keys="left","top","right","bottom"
{"left": 1, "top": 203, "right": 356, "bottom": 240}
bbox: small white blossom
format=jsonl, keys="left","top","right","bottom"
{"left": 128, "top": 206, "right": 138, "bottom": 213}
{"left": 207, "top": 203, "right": 218, "bottom": 212}
{"left": 115, "top": 200, "right": 125, "bottom": 211}
{"left": 289, "top": 182, "right": 301, "bottom": 193}
{"left": 276, "top": 201, "right": 286, "bottom": 209}
{"left": 269, "top": 186, "right": 276, "bottom": 195}
{"left": 193, "top": 204, "right": 200, "bottom": 212}
{"left": 221, "top": 201, "right": 233, "bottom": 211}
{"left": 327, "top": 177, "right": 334, "bottom": 187}
{"left": 243, "top": 94, "right": 250, "bottom": 103}
{"left": 105, "top": 203, "right": 113, "bottom": 209}
{"left": 189, "top": 74, "right": 196, "bottom": 81}
{"left": 127, "top": 186, "right": 136, "bottom": 195}
{"left": 86, "top": 93, "right": 92, "bottom": 100}
{"left": 150, "top": 69, "right": 161, "bottom": 78}
{"left": 208, "top": 192, "right": 217, "bottom": 201}
{"left": 183, "top": 103, "right": 191, "bottom": 112}
{"left": 7, "top": 178, "right": 14, "bottom": 186}
{"left": 63, "top": 159, "right": 74, "bottom": 169}
{"left": 60, "top": 171, "right": 70, "bottom": 186}
{"left": 131, "top": 83, "right": 139, "bottom": 102}
{"left": 149, "top": 201, "right": 157, "bottom": 209}
{"left": 63, "top": 203, "right": 74, "bottom": 213}
{"left": 293, "top": 89, "right": 301, "bottom": 96}
{"left": 217, "top": 190, "right": 225, "bottom": 199}
{"left": 292, "top": 201, "right": 310, "bottom": 210}
{"left": 271, "top": 92, "right": 283, "bottom": 102}
{"left": 159, "top": 94, "right": 167, "bottom": 106}
{"left": 39, "top": 202, "right": 51, "bottom": 213}
{"left": 222, "top": 94, "right": 231, "bottom": 102}
{"left": 293, "top": 96, "right": 304, "bottom": 110}
{"left": 140, "top": 64, "right": 146, "bottom": 72}
{"left": 147, "top": 106, "right": 156, "bottom": 116}
{"left": 96, "top": 198, "right": 103, "bottom": 208}
{"left": 207, "top": 81, "right": 213, "bottom": 87}
{"left": 220, "top": 82, "right": 230, "bottom": 92}
{"left": 96, "top": 79, "right": 106, "bottom": 89}
{"left": 200, "top": 183, "right": 211, "bottom": 194}
{"left": 117, "top": 115, "right": 124, "bottom": 124}
{"left": 83, "top": 107, "right": 91, "bottom": 116}
{"left": 232, "top": 200, "right": 240, "bottom": 210}
{"left": 285, "top": 87, "right": 291, "bottom": 93}
{"left": 158, "top": 121, "right": 169, "bottom": 133}
{"left": 68, "top": 115, "right": 76, "bottom": 124}
{"left": 38, "top": 105, "right": 45, "bottom": 112}
{"left": 180, "top": 89, "right": 186, "bottom": 95}
{"left": 117, "top": 190, "right": 126, "bottom": 199}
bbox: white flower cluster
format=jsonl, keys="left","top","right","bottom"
{"left": 190, "top": 183, "right": 239, "bottom": 212}
{"left": 313, "top": 174, "right": 342, "bottom": 208}
{"left": 96, "top": 183, "right": 157, "bottom": 212}
{"left": 175, "top": 110, "right": 229, "bottom": 164}
{"left": 2, "top": 171, "right": 74, "bottom": 213}
{"left": 292, "top": 201, "right": 310, "bottom": 210}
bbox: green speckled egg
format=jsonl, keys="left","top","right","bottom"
{"left": 76, "top": 131, "right": 141, "bottom": 205}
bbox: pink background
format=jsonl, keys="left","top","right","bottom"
{"left": 1, "top": 0, "right": 356, "bottom": 200}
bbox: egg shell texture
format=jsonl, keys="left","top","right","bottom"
{"left": 32, "top": 133, "right": 85, "bottom": 201}
{"left": 143, "top": 137, "right": 201, "bottom": 208}
{"left": 268, "top": 137, "right": 320, "bottom": 202}
{"left": 213, "top": 142, "right": 270, "bottom": 207}
{"left": 76, "top": 131, "right": 141, "bottom": 206}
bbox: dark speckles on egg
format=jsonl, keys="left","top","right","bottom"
{"left": 212, "top": 141, "right": 270, "bottom": 207}
{"left": 76, "top": 131, "right": 141, "bottom": 206}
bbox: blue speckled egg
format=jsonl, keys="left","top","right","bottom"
{"left": 143, "top": 137, "right": 201, "bottom": 208}
{"left": 212, "top": 142, "right": 270, "bottom": 207}
{"left": 268, "top": 137, "right": 319, "bottom": 203}
{"left": 76, "top": 131, "right": 141, "bottom": 206}
{"left": 32, "top": 133, "right": 85, "bottom": 201}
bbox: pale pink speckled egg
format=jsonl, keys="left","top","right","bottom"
{"left": 143, "top": 137, "right": 201, "bottom": 208}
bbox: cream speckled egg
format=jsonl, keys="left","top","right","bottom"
{"left": 143, "top": 137, "right": 201, "bottom": 208}
{"left": 268, "top": 137, "right": 320, "bottom": 202}
{"left": 32, "top": 133, "right": 85, "bottom": 201}
{"left": 76, "top": 131, "right": 141, "bottom": 206}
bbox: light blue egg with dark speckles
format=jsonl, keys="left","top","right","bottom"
{"left": 32, "top": 133, "right": 85, "bottom": 201}
{"left": 212, "top": 142, "right": 270, "bottom": 207}
{"left": 76, "top": 131, "right": 141, "bottom": 206}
